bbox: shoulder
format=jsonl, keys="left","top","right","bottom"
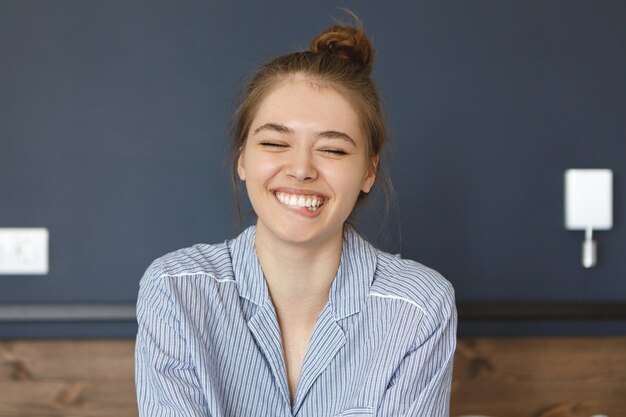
{"left": 140, "top": 239, "right": 235, "bottom": 288}
{"left": 370, "top": 249, "right": 455, "bottom": 329}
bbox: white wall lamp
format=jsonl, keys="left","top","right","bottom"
{"left": 564, "top": 169, "right": 613, "bottom": 268}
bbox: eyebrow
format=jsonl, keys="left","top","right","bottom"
{"left": 253, "top": 123, "right": 293, "bottom": 135}
{"left": 253, "top": 123, "right": 356, "bottom": 146}
{"left": 317, "top": 130, "right": 357, "bottom": 146}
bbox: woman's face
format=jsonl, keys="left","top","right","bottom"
{"left": 238, "top": 77, "right": 377, "bottom": 247}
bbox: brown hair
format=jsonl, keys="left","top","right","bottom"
{"left": 230, "top": 12, "right": 392, "bottom": 221}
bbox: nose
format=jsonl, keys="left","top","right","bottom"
{"left": 285, "top": 149, "right": 317, "bottom": 181}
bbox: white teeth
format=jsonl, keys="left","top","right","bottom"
{"left": 275, "top": 192, "right": 324, "bottom": 210}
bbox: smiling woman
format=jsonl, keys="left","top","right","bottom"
{"left": 135, "top": 12, "right": 456, "bottom": 417}
{"left": 238, "top": 77, "right": 376, "bottom": 246}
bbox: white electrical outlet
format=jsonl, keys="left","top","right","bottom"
{"left": 0, "top": 228, "right": 49, "bottom": 275}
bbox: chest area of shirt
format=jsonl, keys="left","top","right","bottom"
{"left": 186, "top": 296, "right": 418, "bottom": 416}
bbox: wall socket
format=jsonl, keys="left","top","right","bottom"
{"left": 0, "top": 228, "right": 49, "bottom": 275}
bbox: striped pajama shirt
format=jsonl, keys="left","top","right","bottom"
{"left": 135, "top": 225, "right": 456, "bottom": 417}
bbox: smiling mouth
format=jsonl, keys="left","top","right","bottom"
{"left": 274, "top": 191, "right": 326, "bottom": 212}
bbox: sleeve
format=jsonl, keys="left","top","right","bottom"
{"left": 135, "top": 259, "right": 210, "bottom": 417}
{"left": 376, "top": 287, "right": 457, "bottom": 417}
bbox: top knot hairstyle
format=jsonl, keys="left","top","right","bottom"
{"left": 231, "top": 11, "right": 390, "bottom": 217}
{"left": 309, "top": 19, "right": 375, "bottom": 75}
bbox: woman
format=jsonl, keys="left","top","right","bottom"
{"left": 135, "top": 15, "right": 456, "bottom": 417}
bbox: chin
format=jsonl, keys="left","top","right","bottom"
{"left": 263, "top": 221, "right": 339, "bottom": 247}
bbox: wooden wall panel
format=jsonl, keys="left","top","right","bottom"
{"left": 1, "top": 338, "right": 625, "bottom": 417}
{"left": 452, "top": 338, "right": 626, "bottom": 417}
{"left": 0, "top": 340, "right": 137, "bottom": 417}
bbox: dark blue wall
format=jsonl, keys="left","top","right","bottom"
{"left": 1, "top": 1, "right": 625, "bottom": 337}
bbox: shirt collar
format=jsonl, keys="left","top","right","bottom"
{"left": 229, "top": 224, "right": 377, "bottom": 319}
{"left": 229, "top": 226, "right": 269, "bottom": 306}
{"left": 329, "top": 224, "right": 377, "bottom": 319}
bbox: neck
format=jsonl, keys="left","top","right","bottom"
{"left": 254, "top": 223, "right": 343, "bottom": 322}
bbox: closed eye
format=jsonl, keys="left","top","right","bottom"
{"left": 260, "top": 141, "right": 288, "bottom": 148}
{"left": 321, "top": 149, "right": 348, "bottom": 155}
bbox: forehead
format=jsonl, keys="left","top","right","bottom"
{"left": 250, "top": 78, "right": 365, "bottom": 140}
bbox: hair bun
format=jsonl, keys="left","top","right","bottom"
{"left": 309, "top": 18, "right": 375, "bottom": 74}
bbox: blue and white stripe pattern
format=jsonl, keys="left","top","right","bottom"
{"left": 135, "top": 225, "right": 457, "bottom": 417}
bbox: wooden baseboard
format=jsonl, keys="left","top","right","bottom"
{"left": 2, "top": 302, "right": 625, "bottom": 322}
{"left": 458, "top": 302, "right": 626, "bottom": 320}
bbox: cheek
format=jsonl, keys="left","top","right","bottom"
{"left": 323, "top": 163, "right": 369, "bottom": 199}
{"left": 243, "top": 153, "right": 282, "bottom": 186}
